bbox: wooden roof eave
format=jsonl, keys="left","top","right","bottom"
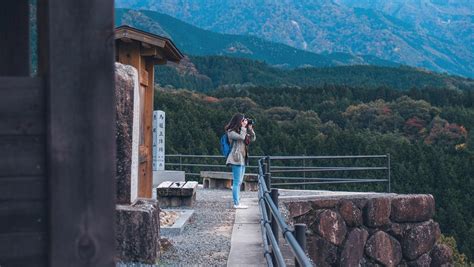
{"left": 115, "top": 25, "right": 184, "bottom": 63}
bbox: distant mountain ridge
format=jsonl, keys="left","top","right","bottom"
{"left": 115, "top": 9, "right": 399, "bottom": 69}
{"left": 115, "top": 0, "right": 474, "bottom": 78}
{"left": 154, "top": 55, "right": 474, "bottom": 92}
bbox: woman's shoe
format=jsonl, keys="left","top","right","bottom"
{"left": 233, "top": 204, "right": 248, "bottom": 209}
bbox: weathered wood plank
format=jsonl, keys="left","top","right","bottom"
{"left": 0, "top": 256, "right": 46, "bottom": 267}
{"left": 0, "top": 77, "right": 45, "bottom": 135}
{"left": 0, "top": 232, "right": 46, "bottom": 265}
{"left": 0, "top": 136, "right": 45, "bottom": 177}
{"left": 0, "top": 115, "right": 45, "bottom": 136}
{"left": 0, "top": 1, "right": 30, "bottom": 76}
{"left": 0, "top": 200, "right": 46, "bottom": 234}
{"left": 45, "top": 0, "right": 116, "bottom": 266}
{"left": 0, "top": 176, "right": 45, "bottom": 200}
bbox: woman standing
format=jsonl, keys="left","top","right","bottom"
{"left": 225, "top": 114, "right": 256, "bottom": 209}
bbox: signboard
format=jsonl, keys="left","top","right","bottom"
{"left": 153, "top": 110, "right": 165, "bottom": 171}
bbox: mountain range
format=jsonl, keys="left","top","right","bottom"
{"left": 115, "top": 0, "right": 474, "bottom": 78}
{"left": 115, "top": 9, "right": 398, "bottom": 68}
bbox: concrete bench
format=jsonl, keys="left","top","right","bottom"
{"left": 201, "top": 171, "right": 233, "bottom": 189}
{"left": 200, "top": 171, "right": 258, "bottom": 191}
{"left": 156, "top": 181, "right": 198, "bottom": 207}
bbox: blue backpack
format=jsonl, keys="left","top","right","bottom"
{"left": 220, "top": 133, "right": 233, "bottom": 158}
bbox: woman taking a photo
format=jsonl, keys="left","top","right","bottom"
{"left": 225, "top": 114, "right": 256, "bottom": 209}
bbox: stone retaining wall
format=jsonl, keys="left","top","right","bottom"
{"left": 283, "top": 194, "right": 453, "bottom": 266}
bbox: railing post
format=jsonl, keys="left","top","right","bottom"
{"left": 294, "top": 224, "right": 307, "bottom": 267}
{"left": 270, "top": 188, "right": 279, "bottom": 265}
{"left": 303, "top": 158, "right": 306, "bottom": 190}
{"left": 179, "top": 154, "right": 183, "bottom": 171}
{"left": 387, "top": 153, "right": 391, "bottom": 193}
{"left": 265, "top": 156, "right": 271, "bottom": 190}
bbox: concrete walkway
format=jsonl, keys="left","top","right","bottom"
{"left": 227, "top": 196, "right": 266, "bottom": 267}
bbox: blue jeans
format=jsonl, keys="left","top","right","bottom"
{"left": 232, "top": 165, "right": 246, "bottom": 205}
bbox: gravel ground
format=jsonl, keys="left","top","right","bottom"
{"left": 157, "top": 188, "right": 257, "bottom": 266}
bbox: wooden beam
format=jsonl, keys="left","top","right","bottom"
{"left": 143, "top": 59, "right": 155, "bottom": 198}
{"left": 44, "top": 0, "right": 116, "bottom": 266}
{"left": 0, "top": 0, "right": 30, "bottom": 76}
{"left": 115, "top": 28, "right": 166, "bottom": 48}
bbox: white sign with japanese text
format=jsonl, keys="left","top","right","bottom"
{"left": 153, "top": 110, "right": 165, "bottom": 171}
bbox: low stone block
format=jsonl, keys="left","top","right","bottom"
{"left": 430, "top": 244, "right": 453, "bottom": 266}
{"left": 365, "top": 197, "right": 391, "bottom": 227}
{"left": 286, "top": 201, "right": 313, "bottom": 218}
{"left": 340, "top": 228, "right": 369, "bottom": 267}
{"left": 116, "top": 198, "right": 160, "bottom": 264}
{"left": 156, "top": 181, "right": 198, "bottom": 208}
{"left": 402, "top": 220, "right": 440, "bottom": 260}
{"left": 312, "top": 199, "right": 339, "bottom": 209}
{"left": 314, "top": 209, "right": 347, "bottom": 246}
{"left": 391, "top": 195, "right": 435, "bottom": 222}
{"left": 407, "top": 253, "right": 431, "bottom": 267}
{"left": 307, "top": 235, "right": 338, "bottom": 267}
{"left": 365, "top": 231, "right": 402, "bottom": 267}
{"left": 338, "top": 200, "right": 363, "bottom": 227}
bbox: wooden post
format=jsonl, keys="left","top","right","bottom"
{"left": 142, "top": 58, "right": 155, "bottom": 198}
{"left": 44, "top": 0, "right": 116, "bottom": 266}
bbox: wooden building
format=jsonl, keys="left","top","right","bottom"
{"left": 115, "top": 26, "right": 183, "bottom": 199}
{"left": 1, "top": 1, "right": 116, "bottom": 266}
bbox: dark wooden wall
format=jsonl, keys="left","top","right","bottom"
{"left": 0, "top": 0, "right": 116, "bottom": 266}
{"left": 0, "top": 1, "right": 47, "bottom": 266}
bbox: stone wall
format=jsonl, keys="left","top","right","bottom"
{"left": 283, "top": 193, "right": 453, "bottom": 267}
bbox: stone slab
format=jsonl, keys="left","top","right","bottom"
{"left": 160, "top": 209, "right": 195, "bottom": 236}
{"left": 227, "top": 198, "right": 266, "bottom": 266}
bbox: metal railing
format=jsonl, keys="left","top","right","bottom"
{"left": 258, "top": 157, "right": 313, "bottom": 267}
{"left": 165, "top": 154, "right": 391, "bottom": 192}
{"left": 164, "top": 154, "right": 262, "bottom": 180}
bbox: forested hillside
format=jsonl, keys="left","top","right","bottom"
{"left": 155, "top": 56, "right": 474, "bottom": 92}
{"left": 154, "top": 85, "right": 474, "bottom": 259}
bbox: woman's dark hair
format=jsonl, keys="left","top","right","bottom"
{"left": 225, "top": 113, "right": 244, "bottom": 133}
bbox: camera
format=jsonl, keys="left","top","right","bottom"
{"left": 247, "top": 118, "right": 255, "bottom": 126}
